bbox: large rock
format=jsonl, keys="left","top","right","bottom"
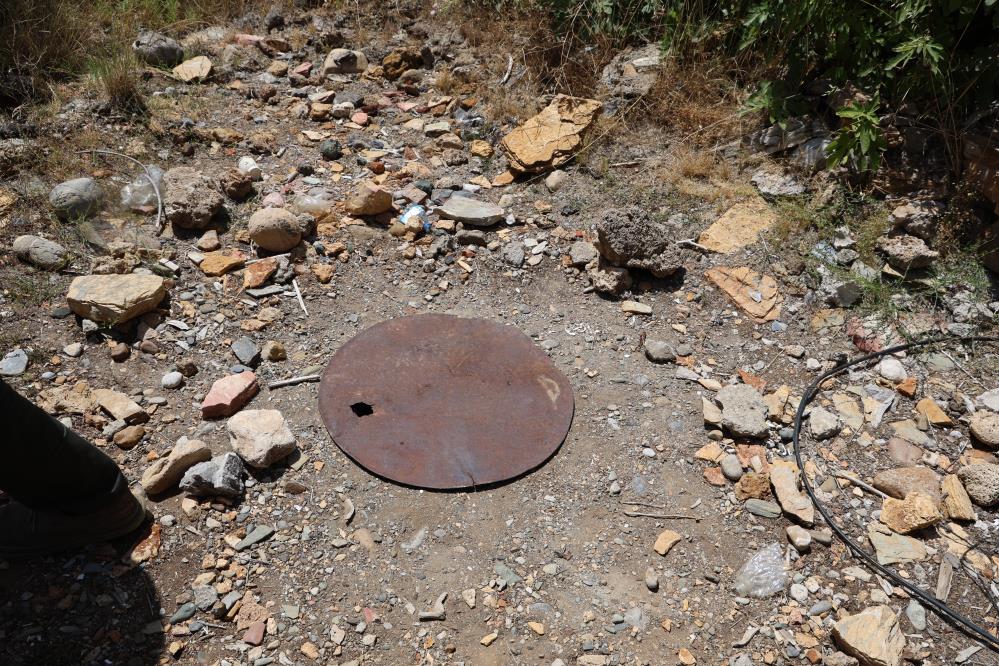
{"left": 67, "top": 274, "right": 167, "bottom": 323}
{"left": 345, "top": 181, "right": 392, "bottom": 216}
{"left": 501, "top": 95, "right": 602, "bottom": 173}
{"left": 322, "top": 49, "right": 368, "bottom": 76}
{"left": 436, "top": 196, "right": 504, "bottom": 226}
{"left": 248, "top": 207, "right": 302, "bottom": 252}
{"left": 202, "top": 372, "right": 258, "bottom": 419}
{"left": 957, "top": 463, "right": 999, "bottom": 507}
{"left": 970, "top": 410, "right": 999, "bottom": 449}
{"left": 163, "top": 166, "right": 224, "bottom": 229}
{"left": 12, "top": 235, "right": 68, "bottom": 270}
{"left": 879, "top": 492, "right": 942, "bottom": 533}
{"left": 227, "top": 409, "right": 297, "bottom": 469}
{"left": 141, "top": 439, "right": 211, "bottom": 494}
{"left": 133, "top": 30, "right": 184, "bottom": 67}
{"left": 49, "top": 177, "right": 101, "bottom": 220}
{"left": 180, "top": 452, "right": 245, "bottom": 498}
{"left": 872, "top": 466, "right": 941, "bottom": 504}
{"left": 595, "top": 208, "right": 683, "bottom": 278}
{"left": 832, "top": 606, "right": 906, "bottom": 666}
{"left": 876, "top": 234, "right": 938, "bottom": 271}
{"left": 717, "top": 384, "right": 769, "bottom": 439}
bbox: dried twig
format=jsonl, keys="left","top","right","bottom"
{"left": 620, "top": 500, "right": 667, "bottom": 509}
{"left": 500, "top": 54, "right": 513, "bottom": 85}
{"left": 76, "top": 149, "right": 164, "bottom": 234}
{"left": 677, "top": 238, "right": 710, "bottom": 253}
{"left": 623, "top": 510, "right": 699, "bottom": 520}
{"left": 831, "top": 471, "right": 889, "bottom": 498}
{"left": 268, "top": 374, "right": 320, "bottom": 389}
{"left": 292, "top": 278, "right": 308, "bottom": 315}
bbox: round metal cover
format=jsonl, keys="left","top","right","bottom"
{"left": 318, "top": 314, "right": 574, "bottom": 489}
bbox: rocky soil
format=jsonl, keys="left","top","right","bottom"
{"left": 1, "top": 4, "right": 999, "bottom": 666}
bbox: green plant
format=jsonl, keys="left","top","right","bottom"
{"left": 825, "top": 97, "right": 887, "bottom": 173}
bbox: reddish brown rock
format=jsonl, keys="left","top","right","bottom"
{"left": 201, "top": 372, "right": 258, "bottom": 419}
{"left": 244, "top": 258, "right": 278, "bottom": 289}
{"left": 243, "top": 621, "right": 265, "bottom": 646}
{"left": 872, "top": 466, "right": 941, "bottom": 504}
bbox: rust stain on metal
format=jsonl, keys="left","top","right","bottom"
{"left": 318, "top": 314, "right": 574, "bottom": 489}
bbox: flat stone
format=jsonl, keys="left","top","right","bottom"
{"left": 235, "top": 525, "right": 274, "bottom": 552}
{"left": 199, "top": 251, "right": 245, "bottom": 276}
{"left": 970, "top": 410, "right": 999, "bottom": 449}
{"left": 620, "top": 300, "right": 651, "bottom": 315}
{"left": 568, "top": 241, "right": 598, "bottom": 267}
{"left": 886, "top": 438, "right": 923, "bottom": 466}
{"left": 720, "top": 454, "right": 743, "bottom": 481}
{"left": 0, "top": 349, "right": 28, "bottom": 376}
{"left": 93, "top": 388, "right": 148, "bottom": 424}
{"left": 770, "top": 460, "right": 814, "bottom": 526}
{"left": 697, "top": 198, "right": 776, "bottom": 254}
{"left": 833, "top": 606, "right": 905, "bottom": 666}
{"left": 201, "top": 372, "right": 259, "bottom": 419}
{"left": 867, "top": 523, "right": 927, "bottom": 565}
{"left": 879, "top": 492, "right": 942, "bottom": 533}
{"left": 113, "top": 425, "right": 145, "bottom": 450}
{"left": 243, "top": 258, "right": 278, "bottom": 289}
{"left": 808, "top": 407, "right": 841, "bottom": 440}
{"left": 500, "top": 95, "right": 601, "bottom": 172}
{"left": 227, "top": 409, "right": 296, "bottom": 468}
{"left": 141, "top": 439, "right": 212, "bottom": 494}
{"left": 231, "top": 336, "right": 261, "bottom": 367}
{"left": 653, "top": 530, "right": 681, "bottom": 556}
{"left": 744, "top": 498, "right": 781, "bottom": 519}
{"left": 941, "top": 473, "right": 976, "bottom": 521}
{"left": 180, "top": 452, "right": 245, "bottom": 498}
{"left": 872, "top": 466, "right": 941, "bottom": 504}
{"left": 643, "top": 339, "right": 674, "bottom": 363}
{"left": 905, "top": 600, "right": 926, "bottom": 631}
{"left": 437, "top": 196, "right": 504, "bottom": 226}
{"left": 957, "top": 463, "right": 999, "bottom": 507}
{"left": 915, "top": 397, "right": 952, "bottom": 427}
{"left": 67, "top": 274, "right": 167, "bottom": 323}
{"left": 13, "top": 235, "right": 69, "bottom": 270}
{"left": 717, "top": 384, "right": 769, "bottom": 439}
{"left": 888, "top": 420, "right": 931, "bottom": 447}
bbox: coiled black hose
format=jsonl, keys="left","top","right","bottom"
{"left": 791, "top": 334, "right": 999, "bottom": 651}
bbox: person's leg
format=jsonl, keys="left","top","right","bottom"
{"left": 0, "top": 380, "right": 147, "bottom": 557}
{"left": 0, "top": 379, "right": 122, "bottom": 513}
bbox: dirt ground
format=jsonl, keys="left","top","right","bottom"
{"left": 1, "top": 3, "right": 999, "bottom": 666}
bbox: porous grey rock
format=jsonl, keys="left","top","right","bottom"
{"left": 13, "top": 235, "right": 69, "bottom": 270}
{"left": 162, "top": 167, "right": 224, "bottom": 230}
{"left": 969, "top": 410, "right": 999, "bottom": 449}
{"left": 248, "top": 207, "right": 302, "bottom": 252}
{"left": 595, "top": 207, "right": 683, "bottom": 278}
{"left": 180, "top": 452, "right": 245, "bottom": 498}
{"left": 502, "top": 242, "right": 525, "bottom": 267}
{"left": 717, "top": 384, "right": 769, "bottom": 439}
{"left": 957, "top": 463, "right": 999, "bottom": 507}
{"left": 877, "top": 234, "right": 938, "bottom": 271}
{"left": 227, "top": 409, "right": 296, "bottom": 469}
{"left": 133, "top": 30, "right": 184, "bottom": 67}
{"left": 49, "top": 177, "right": 101, "bottom": 220}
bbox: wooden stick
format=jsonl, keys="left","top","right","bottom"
{"left": 832, "top": 471, "right": 889, "bottom": 498}
{"left": 677, "top": 238, "right": 710, "bottom": 253}
{"left": 292, "top": 278, "right": 308, "bottom": 315}
{"left": 267, "top": 374, "right": 320, "bottom": 389}
{"left": 623, "top": 510, "right": 698, "bottom": 520}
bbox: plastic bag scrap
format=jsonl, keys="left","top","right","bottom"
{"left": 120, "top": 165, "right": 165, "bottom": 211}
{"left": 733, "top": 543, "right": 788, "bottom": 598}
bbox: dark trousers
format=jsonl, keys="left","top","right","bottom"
{"left": 0, "top": 379, "right": 124, "bottom": 513}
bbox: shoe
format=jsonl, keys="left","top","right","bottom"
{"left": 0, "top": 481, "right": 148, "bottom": 559}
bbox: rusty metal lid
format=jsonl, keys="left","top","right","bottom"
{"left": 318, "top": 314, "right": 574, "bottom": 489}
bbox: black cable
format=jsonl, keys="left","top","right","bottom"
{"left": 791, "top": 333, "right": 999, "bottom": 652}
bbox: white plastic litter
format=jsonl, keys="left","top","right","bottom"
{"left": 733, "top": 543, "right": 788, "bottom": 598}
{"left": 291, "top": 194, "right": 335, "bottom": 215}
{"left": 120, "top": 165, "right": 164, "bottom": 210}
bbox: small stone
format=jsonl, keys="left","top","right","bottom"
{"left": 50, "top": 177, "right": 101, "bottom": 220}
{"left": 231, "top": 336, "right": 261, "bottom": 367}
{"left": 322, "top": 48, "right": 368, "bottom": 75}
{"left": 877, "top": 234, "right": 938, "bottom": 271}
{"left": 248, "top": 207, "right": 302, "bottom": 252}
{"left": 262, "top": 341, "right": 286, "bottom": 362}
{"left": 872, "top": 466, "right": 941, "bottom": 504}
{"left": 905, "top": 600, "right": 926, "bottom": 631}
{"left": 832, "top": 606, "right": 905, "bottom": 666}
{"left": 0, "top": 349, "right": 28, "bottom": 377}
{"left": 200, "top": 251, "right": 246, "bottom": 276}
{"left": 717, "top": 384, "right": 769, "bottom": 439}
{"left": 876, "top": 357, "right": 907, "bottom": 382}
{"left": 93, "top": 389, "right": 148, "bottom": 425}
{"left": 113, "top": 425, "right": 145, "bottom": 450}
{"left": 162, "top": 371, "right": 184, "bottom": 389}
{"left": 461, "top": 588, "right": 476, "bottom": 608}
{"left": 970, "top": 410, "right": 999, "bottom": 449}
{"left": 13, "top": 235, "right": 69, "bottom": 270}
{"left": 133, "top": 30, "right": 184, "bottom": 67}
{"left": 437, "top": 196, "right": 504, "bottom": 226}
{"left": 916, "top": 397, "right": 953, "bottom": 427}
{"left": 180, "top": 452, "right": 245, "bottom": 498}
{"left": 235, "top": 525, "right": 274, "bottom": 552}
{"left": 941, "top": 473, "right": 976, "bottom": 521}
{"left": 110, "top": 342, "right": 131, "bottom": 362}
{"left": 744, "top": 498, "right": 781, "bottom": 519}
{"left": 786, "top": 525, "right": 811, "bottom": 552}
{"left": 201, "top": 372, "right": 259, "bottom": 419}
{"left": 879, "top": 492, "right": 942, "bottom": 533}
{"left": 957, "top": 463, "right": 999, "bottom": 507}
{"left": 790, "top": 583, "right": 808, "bottom": 603}
{"left": 528, "top": 621, "right": 545, "bottom": 635}
{"left": 644, "top": 567, "right": 659, "bottom": 592}
{"left": 196, "top": 229, "right": 220, "bottom": 251}
{"left": 620, "top": 300, "right": 651, "bottom": 315}
{"left": 808, "top": 407, "right": 841, "bottom": 440}
{"left": 545, "top": 170, "right": 568, "bottom": 192}
{"left": 140, "top": 439, "right": 212, "bottom": 494}
{"left": 568, "top": 241, "right": 598, "bottom": 267}
{"left": 720, "top": 454, "right": 743, "bottom": 481}
{"left": 653, "top": 529, "right": 681, "bottom": 556}
{"left": 62, "top": 343, "right": 83, "bottom": 358}
{"left": 227, "top": 409, "right": 296, "bottom": 468}
{"left": 770, "top": 460, "right": 814, "bottom": 526}
{"left": 243, "top": 621, "right": 265, "bottom": 646}
{"left": 643, "top": 338, "right": 674, "bottom": 363}
{"left": 345, "top": 182, "right": 392, "bottom": 216}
